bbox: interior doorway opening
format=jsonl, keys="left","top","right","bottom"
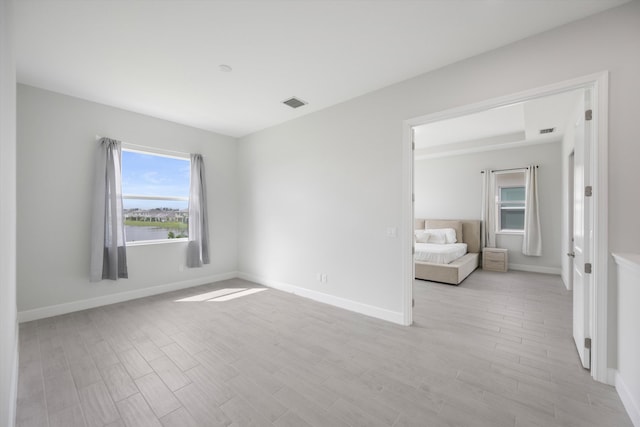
{"left": 402, "top": 72, "right": 609, "bottom": 383}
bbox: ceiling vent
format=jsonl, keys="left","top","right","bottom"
{"left": 282, "top": 97, "right": 307, "bottom": 109}
{"left": 539, "top": 127, "right": 555, "bottom": 134}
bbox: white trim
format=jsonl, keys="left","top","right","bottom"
{"left": 120, "top": 143, "right": 191, "bottom": 160}
{"left": 415, "top": 135, "right": 559, "bottom": 161}
{"left": 612, "top": 253, "right": 640, "bottom": 276}
{"left": 237, "top": 272, "right": 405, "bottom": 325}
{"left": 509, "top": 263, "right": 562, "bottom": 275}
{"left": 608, "top": 368, "right": 617, "bottom": 388}
{"left": 17, "top": 271, "right": 237, "bottom": 323}
{"left": 402, "top": 72, "right": 609, "bottom": 383}
{"left": 9, "top": 323, "right": 18, "bottom": 427}
{"left": 401, "top": 124, "right": 414, "bottom": 326}
{"left": 616, "top": 371, "right": 640, "bottom": 427}
{"left": 591, "top": 72, "right": 609, "bottom": 384}
{"left": 126, "top": 238, "right": 188, "bottom": 247}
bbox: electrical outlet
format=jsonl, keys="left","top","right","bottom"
{"left": 321, "top": 274, "right": 328, "bottom": 283}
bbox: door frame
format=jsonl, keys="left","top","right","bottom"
{"left": 401, "top": 71, "right": 610, "bottom": 384}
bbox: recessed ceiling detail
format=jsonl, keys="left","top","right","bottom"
{"left": 282, "top": 97, "right": 307, "bottom": 109}
{"left": 413, "top": 89, "right": 584, "bottom": 158}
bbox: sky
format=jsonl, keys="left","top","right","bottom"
{"left": 121, "top": 150, "right": 190, "bottom": 210}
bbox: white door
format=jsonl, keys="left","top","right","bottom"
{"left": 567, "top": 152, "right": 574, "bottom": 291}
{"left": 573, "top": 91, "right": 592, "bottom": 370}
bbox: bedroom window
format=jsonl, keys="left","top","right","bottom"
{"left": 495, "top": 171, "right": 525, "bottom": 233}
{"left": 121, "top": 148, "right": 190, "bottom": 244}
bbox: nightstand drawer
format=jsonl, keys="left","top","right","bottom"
{"left": 482, "top": 248, "right": 509, "bottom": 272}
{"left": 484, "top": 251, "right": 506, "bottom": 262}
{"left": 484, "top": 259, "right": 506, "bottom": 271}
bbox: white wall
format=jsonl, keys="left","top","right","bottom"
{"left": 237, "top": 0, "right": 640, "bottom": 332}
{"left": 16, "top": 85, "right": 238, "bottom": 317}
{"left": 613, "top": 254, "right": 640, "bottom": 427}
{"left": 415, "top": 143, "right": 562, "bottom": 273}
{"left": 0, "top": 0, "right": 18, "bottom": 425}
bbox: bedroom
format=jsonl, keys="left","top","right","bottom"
{"left": 412, "top": 89, "right": 582, "bottom": 282}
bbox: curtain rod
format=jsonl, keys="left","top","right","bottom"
{"left": 95, "top": 135, "right": 197, "bottom": 158}
{"left": 480, "top": 165, "right": 538, "bottom": 174}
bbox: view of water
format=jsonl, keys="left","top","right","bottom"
{"left": 125, "top": 225, "right": 187, "bottom": 242}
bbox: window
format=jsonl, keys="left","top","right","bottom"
{"left": 121, "top": 149, "right": 190, "bottom": 244}
{"left": 495, "top": 172, "right": 525, "bottom": 233}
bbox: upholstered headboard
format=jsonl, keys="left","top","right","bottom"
{"left": 414, "top": 219, "right": 481, "bottom": 254}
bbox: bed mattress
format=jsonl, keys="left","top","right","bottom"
{"left": 414, "top": 243, "right": 468, "bottom": 264}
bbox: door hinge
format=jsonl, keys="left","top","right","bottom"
{"left": 585, "top": 186, "right": 592, "bottom": 197}
{"left": 585, "top": 263, "right": 592, "bottom": 274}
{"left": 585, "top": 109, "right": 592, "bottom": 121}
{"left": 585, "top": 337, "right": 592, "bottom": 349}
{"left": 412, "top": 193, "right": 415, "bottom": 202}
{"left": 412, "top": 246, "right": 415, "bottom": 255}
{"left": 412, "top": 299, "right": 415, "bottom": 308}
{"left": 412, "top": 141, "right": 415, "bottom": 150}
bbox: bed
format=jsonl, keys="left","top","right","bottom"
{"left": 414, "top": 219, "right": 481, "bottom": 285}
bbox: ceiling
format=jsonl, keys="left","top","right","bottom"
{"left": 15, "top": 0, "right": 629, "bottom": 138}
{"left": 413, "top": 90, "right": 584, "bottom": 158}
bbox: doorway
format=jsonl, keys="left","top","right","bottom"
{"left": 401, "top": 72, "right": 610, "bottom": 383}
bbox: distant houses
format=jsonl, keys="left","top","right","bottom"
{"left": 124, "top": 208, "right": 188, "bottom": 223}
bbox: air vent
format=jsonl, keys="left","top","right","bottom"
{"left": 539, "top": 127, "right": 555, "bottom": 134}
{"left": 282, "top": 97, "right": 307, "bottom": 109}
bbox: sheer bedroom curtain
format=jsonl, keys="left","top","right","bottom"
{"left": 481, "top": 169, "right": 496, "bottom": 248}
{"left": 522, "top": 165, "right": 542, "bottom": 256}
{"left": 187, "top": 153, "right": 210, "bottom": 268}
{"left": 90, "top": 137, "right": 128, "bottom": 281}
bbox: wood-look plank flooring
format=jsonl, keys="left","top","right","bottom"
{"left": 16, "top": 270, "right": 633, "bottom": 426}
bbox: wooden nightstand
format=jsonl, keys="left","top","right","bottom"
{"left": 483, "top": 248, "right": 508, "bottom": 272}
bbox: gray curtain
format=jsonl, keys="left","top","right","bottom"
{"left": 90, "top": 138, "right": 128, "bottom": 281}
{"left": 187, "top": 154, "right": 210, "bottom": 268}
{"left": 481, "top": 169, "right": 496, "bottom": 248}
{"left": 522, "top": 165, "right": 542, "bottom": 256}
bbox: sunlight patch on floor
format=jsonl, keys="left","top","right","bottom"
{"left": 207, "top": 288, "right": 267, "bottom": 302}
{"left": 175, "top": 288, "right": 247, "bottom": 302}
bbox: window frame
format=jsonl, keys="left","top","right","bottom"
{"left": 121, "top": 146, "right": 191, "bottom": 246}
{"left": 497, "top": 185, "right": 525, "bottom": 234}
{"left": 494, "top": 170, "right": 526, "bottom": 235}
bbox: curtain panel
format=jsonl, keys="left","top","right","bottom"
{"left": 90, "top": 138, "right": 128, "bottom": 281}
{"left": 187, "top": 153, "right": 210, "bottom": 268}
{"left": 522, "top": 165, "right": 542, "bottom": 256}
{"left": 481, "top": 169, "right": 496, "bottom": 248}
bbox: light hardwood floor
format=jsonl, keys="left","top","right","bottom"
{"left": 16, "top": 270, "right": 633, "bottom": 426}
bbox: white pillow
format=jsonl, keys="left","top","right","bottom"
{"left": 414, "top": 230, "right": 430, "bottom": 243}
{"left": 425, "top": 228, "right": 457, "bottom": 244}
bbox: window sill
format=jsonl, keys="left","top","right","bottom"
{"left": 126, "top": 238, "right": 188, "bottom": 247}
{"left": 496, "top": 231, "right": 524, "bottom": 236}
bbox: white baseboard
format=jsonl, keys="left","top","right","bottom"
{"left": 607, "top": 367, "right": 617, "bottom": 386}
{"left": 509, "top": 263, "right": 562, "bottom": 275}
{"left": 237, "top": 272, "right": 405, "bottom": 325}
{"left": 616, "top": 371, "right": 640, "bottom": 427}
{"left": 17, "top": 271, "right": 237, "bottom": 323}
{"left": 561, "top": 271, "right": 571, "bottom": 291}
{"left": 8, "top": 323, "right": 18, "bottom": 427}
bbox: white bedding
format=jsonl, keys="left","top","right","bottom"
{"left": 414, "top": 243, "right": 468, "bottom": 264}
